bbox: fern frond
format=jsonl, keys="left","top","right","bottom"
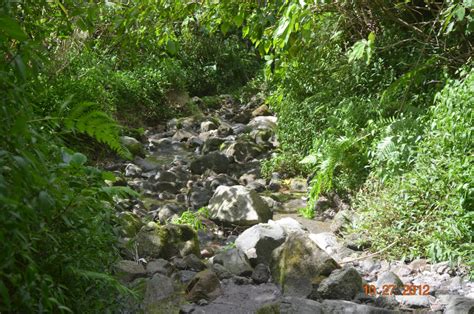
{"left": 64, "top": 102, "right": 132, "bottom": 159}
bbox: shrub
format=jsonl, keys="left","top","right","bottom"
{"left": 349, "top": 69, "right": 474, "bottom": 266}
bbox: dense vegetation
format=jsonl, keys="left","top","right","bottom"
{"left": 1, "top": 0, "right": 472, "bottom": 311}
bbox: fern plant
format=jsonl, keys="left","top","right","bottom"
{"left": 63, "top": 102, "right": 132, "bottom": 159}
{"left": 300, "top": 136, "right": 360, "bottom": 218}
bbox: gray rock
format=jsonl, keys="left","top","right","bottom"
{"left": 395, "top": 295, "right": 431, "bottom": 309}
{"left": 261, "top": 196, "right": 282, "bottom": 211}
{"left": 146, "top": 259, "right": 174, "bottom": 277}
{"left": 125, "top": 163, "right": 142, "bottom": 177}
{"left": 172, "top": 129, "right": 196, "bottom": 142}
{"left": 211, "top": 263, "right": 233, "bottom": 280}
{"left": 200, "top": 121, "right": 218, "bottom": 132}
{"left": 113, "top": 260, "right": 147, "bottom": 283}
{"left": 213, "top": 248, "right": 253, "bottom": 276}
{"left": 246, "top": 179, "right": 267, "bottom": 192}
{"left": 222, "top": 140, "right": 263, "bottom": 163}
{"left": 268, "top": 178, "right": 281, "bottom": 192}
{"left": 330, "top": 209, "right": 352, "bottom": 233}
{"left": 189, "top": 187, "right": 213, "bottom": 209}
{"left": 273, "top": 217, "right": 305, "bottom": 235}
{"left": 257, "top": 297, "right": 324, "bottom": 314}
{"left": 154, "top": 170, "right": 178, "bottom": 182}
{"left": 218, "top": 121, "right": 233, "bottom": 136}
{"left": 208, "top": 185, "right": 272, "bottom": 226}
{"left": 322, "top": 299, "right": 398, "bottom": 313}
{"left": 233, "top": 110, "right": 252, "bottom": 124}
{"left": 445, "top": 296, "right": 474, "bottom": 314}
{"left": 376, "top": 271, "right": 404, "bottom": 294}
{"left": 173, "top": 270, "right": 197, "bottom": 284}
{"left": 248, "top": 116, "right": 277, "bottom": 130}
{"left": 309, "top": 232, "right": 340, "bottom": 256}
{"left": 191, "top": 281, "right": 281, "bottom": 313}
{"left": 190, "top": 152, "right": 229, "bottom": 175}
{"left": 233, "top": 275, "right": 253, "bottom": 285}
{"left": 288, "top": 178, "right": 308, "bottom": 192}
{"left": 186, "top": 269, "right": 222, "bottom": 303}
{"left": 252, "top": 263, "right": 271, "bottom": 284}
{"left": 135, "top": 222, "right": 200, "bottom": 259}
{"left": 271, "top": 233, "right": 340, "bottom": 297}
{"left": 183, "top": 254, "right": 207, "bottom": 271}
{"left": 134, "top": 156, "right": 161, "bottom": 172}
{"left": 314, "top": 267, "right": 363, "bottom": 300}
{"left": 152, "top": 181, "right": 179, "bottom": 194}
{"left": 120, "top": 136, "right": 144, "bottom": 156}
{"left": 235, "top": 222, "right": 286, "bottom": 265}
{"left": 144, "top": 273, "right": 183, "bottom": 313}
{"left": 187, "top": 136, "right": 204, "bottom": 148}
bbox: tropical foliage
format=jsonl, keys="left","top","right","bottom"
{"left": 1, "top": 0, "right": 473, "bottom": 311}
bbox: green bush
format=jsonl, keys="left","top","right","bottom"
{"left": 350, "top": 69, "right": 474, "bottom": 265}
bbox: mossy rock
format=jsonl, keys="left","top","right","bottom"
{"left": 120, "top": 136, "right": 145, "bottom": 157}
{"left": 118, "top": 212, "right": 143, "bottom": 238}
{"left": 135, "top": 222, "right": 200, "bottom": 259}
{"left": 271, "top": 233, "right": 340, "bottom": 297}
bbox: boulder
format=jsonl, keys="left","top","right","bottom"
{"left": 190, "top": 152, "right": 229, "bottom": 175}
{"left": 248, "top": 116, "right": 277, "bottom": 130}
{"left": 118, "top": 212, "right": 142, "bottom": 237}
{"left": 235, "top": 222, "right": 286, "bottom": 266}
{"left": 146, "top": 259, "right": 175, "bottom": 277}
{"left": 135, "top": 222, "right": 200, "bottom": 259}
{"left": 208, "top": 185, "right": 272, "bottom": 226}
{"left": 154, "top": 170, "right": 178, "bottom": 182}
{"left": 252, "top": 263, "right": 271, "bottom": 284}
{"left": 273, "top": 217, "right": 305, "bottom": 235}
{"left": 172, "top": 129, "right": 196, "bottom": 142}
{"left": 120, "top": 136, "right": 144, "bottom": 157}
{"left": 309, "top": 232, "right": 340, "bottom": 256}
{"left": 113, "top": 260, "right": 147, "bottom": 283}
{"left": 125, "top": 163, "right": 142, "bottom": 177}
{"left": 252, "top": 104, "right": 271, "bottom": 117}
{"left": 376, "top": 271, "right": 404, "bottom": 294}
{"left": 288, "top": 178, "right": 308, "bottom": 192}
{"left": 186, "top": 269, "right": 222, "bottom": 303}
{"left": 152, "top": 181, "right": 179, "bottom": 194}
{"left": 200, "top": 121, "right": 218, "bottom": 132}
{"left": 190, "top": 281, "right": 281, "bottom": 313}
{"left": 189, "top": 186, "right": 213, "bottom": 209}
{"left": 256, "top": 297, "right": 323, "bottom": 314}
{"left": 271, "top": 233, "right": 340, "bottom": 297}
{"left": 314, "top": 267, "right": 363, "bottom": 300}
{"left": 223, "top": 140, "right": 263, "bottom": 163}
{"left": 183, "top": 254, "right": 207, "bottom": 271}
{"left": 445, "top": 296, "right": 474, "bottom": 314}
{"left": 322, "top": 300, "right": 398, "bottom": 313}
{"left": 213, "top": 248, "right": 253, "bottom": 276}
{"left": 144, "top": 273, "right": 183, "bottom": 312}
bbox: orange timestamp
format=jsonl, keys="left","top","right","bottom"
{"left": 363, "top": 284, "right": 430, "bottom": 296}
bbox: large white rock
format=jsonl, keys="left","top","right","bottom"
{"left": 235, "top": 222, "right": 286, "bottom": 266}
{"left": 208, "top": 185, "right": 272, "bottom": 226}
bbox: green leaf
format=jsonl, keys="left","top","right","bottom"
{"left": 221, "top": 21, "right": 231, "bottom": 34}
{"left": 0, "top": 15, "right": 28, "bottom": 41}
{"left": 233, "top": 14, "right": 244, "bottom": 27}
{"left": 166, "top": 39, "right": 178, "bottom": 55}
{"left": 101, "top": 171, "right": 116, "bottom": 182}
{"left": 274, "top": 18, "right": 289, "bottom": 38}
{"left": 70, "top": 153, "right": 87, "bottom": 166}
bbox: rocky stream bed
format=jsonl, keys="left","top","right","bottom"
{"left": 109, "top": 95, "right": 473, "bottom": 313}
